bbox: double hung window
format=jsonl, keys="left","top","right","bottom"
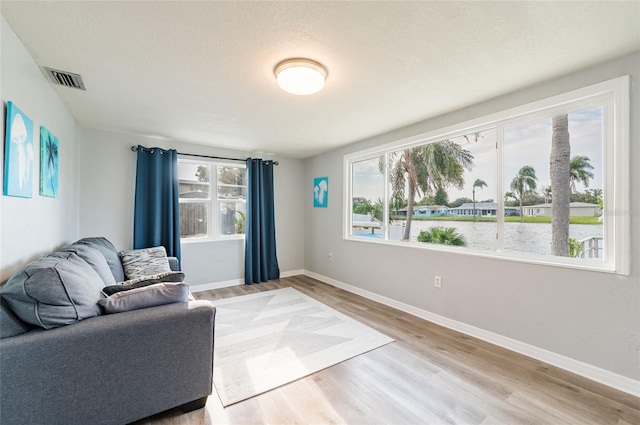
{"left": 178, "top": 159, "right": 246, "bottom": 240}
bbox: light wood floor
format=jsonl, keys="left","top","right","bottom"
{"left": 135, "top": 275, "right": 640, "bottom": 425}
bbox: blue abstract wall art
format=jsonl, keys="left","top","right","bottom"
{"left": 313, "top": 176, "right": 328, "bottom": 208}
{"left": 3, "top": 101, "right": 34, "bottom": 198}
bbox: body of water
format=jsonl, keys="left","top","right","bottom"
{"left": 400, "top": 220, "right": 603, "bottom": 257}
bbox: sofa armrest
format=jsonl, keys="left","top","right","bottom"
{"left": 168, "top": 256, "right": 180, "bottom": 271}
{"left": 0, "top": 300, "right": 215, "bottom": 425}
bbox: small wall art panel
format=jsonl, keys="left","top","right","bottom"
{"left": 39, "top": 126, "right": 59, "bottom": 197}
{"left": 3, "top": 101, "right": 34, "bottom": 198}
{"left": 313, "top": 176, "right": 328, "bottom": 208}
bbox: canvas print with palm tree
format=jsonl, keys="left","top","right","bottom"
{"left": 39, "top": 126, "right": 59, "bottom": 197}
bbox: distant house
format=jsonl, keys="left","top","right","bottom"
{"left": 413, "top": 205, "right": 449, "bottom": 217}
{"left": 391, "top": 207, "right": 407, "bottom": 217}
{"left": 523, "top": 202, "right": 601, "bottom": 217}
{"left": 394, "top": 205, "right": 450, "bottom": 217}
{"left": 449, "top": 202, "right": 519, "bottom": 217}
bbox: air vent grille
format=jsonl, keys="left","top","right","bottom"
{"left": 42, "top": 67, "right": 86, "bottom": 90}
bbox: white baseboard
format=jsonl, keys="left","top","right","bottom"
{"left": 189, "top": 279, "right": 243, "bottom": 292}
{"left": 189, "top": 269, "right": 307, "bottom": 293}
{"left": 303, "top": 270, "right": 640, "bottom": 397}
{"left": 281, "top": 269, "right": 305, "bottom": 278}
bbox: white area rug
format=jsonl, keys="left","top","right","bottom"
{"left": 212, "top": 287, "right": 394, "bottom": 406}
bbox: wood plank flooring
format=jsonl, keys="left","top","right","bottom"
{"left": 134, "top": 275, "right": 640, "bottom": 425}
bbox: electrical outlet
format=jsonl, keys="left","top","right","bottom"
{"left": 328, "top": 252, "right": 333, "bottom": 261}
{"left": 434, "top": 276, "right": 442, "bottom": 288}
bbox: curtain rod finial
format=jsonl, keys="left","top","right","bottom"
{"left": 131, "top": 146, "right": 138, "bottom": 152}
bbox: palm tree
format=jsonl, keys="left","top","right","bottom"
{"left": 472, "top": 178, "right": 487, "bottom": 221}
{"left": 43, "top": 134, "right": 58, "bottom": 196}
{"left": 569, "top": 155, "right": 594, "bottom": 194}
{"left": 418, "top": 227, "right": 466, "bottom": 246}
{"left": 510, "top": 165, "right": 538, "bottom": 221}
{"left": 550, "top": 114, "right": 571, "bottom": 256}
{"left": 504, "top": 191, "right": 517, "bottom": 205}
{"left": 388, "top": 140, "right": 474, "bottom": 240}
{"left": 543, "top": 186, "right": 552, "bottom": 204}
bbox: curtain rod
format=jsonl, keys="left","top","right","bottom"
{"left": 130, "top": 146, "right": 279, "bottom": 166}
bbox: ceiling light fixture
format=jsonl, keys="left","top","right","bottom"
{"left": 274, "top": 58, "right": 328, "bottom": 95}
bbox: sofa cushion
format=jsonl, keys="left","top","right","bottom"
{"left": 0, "top": 252, "right": 106, "bottom": 329}
{"left": 98, "top": 282, "right": 190, "bottom": 314}
{"left": 102, "top": 271, "right": 186, "bottom": 296}
{"left": 75, "top": 237, "right": 125, "bottom": 282}
{"left": 119, "top": 246, "right": 172, "bottom": 280}
{"left": 61, "top": 243, "right": 117, "bottom": 286}
{"left": 0, "top": 297, "right": 33, "bottom": 338}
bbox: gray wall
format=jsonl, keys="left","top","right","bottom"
{"left": 0, "top": 17, "right": 80, "bottom": 282}
{"left": 79, "top": 129, "right": 305, "bottom": 286}
{"left": 304, "top": 52, "right": 640, "bottom": 381}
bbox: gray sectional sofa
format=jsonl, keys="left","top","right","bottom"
{"left": 0, "top": 237, "right": 216, "bottom": 425}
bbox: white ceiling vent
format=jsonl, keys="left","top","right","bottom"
{"left": 42, "top": 67, "right": 86, "bottom": 90}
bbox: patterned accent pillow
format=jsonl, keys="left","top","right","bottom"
{"left": 102, "top": 271, "right": 185, "bottom": 296}
{"left": 119, "top": 246, "right": 172, "bottom": 280}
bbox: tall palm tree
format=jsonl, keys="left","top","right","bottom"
{"left": 569, "top": 155, "right": 594, "bottom": 194}
{"left": 388, "top": 140, "right": 473, "bottom": 240}
{"left": 471, "top": 178, "right": 487, "bottom": 221}
{"left": 551, "top": 114, "right": 571, "bottom": 256}
{"left": 510, "top": 165, "right": 538, "bottom": 221}
{"left": 543, "top": 186, "right": 552, "bottom": 204}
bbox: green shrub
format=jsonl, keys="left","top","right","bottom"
{"left": 417, "top": 227, "right": 466, "bottom": 246}
{"left": 569, "top": 237, "right": 582, "bottom": 258}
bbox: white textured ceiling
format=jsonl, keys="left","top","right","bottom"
{"left": 2, "top": 1, "right": 639, "bottom": 158}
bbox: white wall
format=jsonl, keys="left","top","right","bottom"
{"left": 304, "top": 52, "right": 640, "bottom": 383}
{"left": 79, "top": 129, "right": 305, "bottom": 286}
{"left": 0, "top": 17, "right": 80, "bottom": 282}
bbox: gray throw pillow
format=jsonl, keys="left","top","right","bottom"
{"left": 102, "top": 271, "right": 185, "bottom": 296}
{"left": 76, "top": 237, "right": 125, "bottom": 282}
{"left": 98, "top": 282, "right": 190, "bottom": 314}
{"left": 0, "top": 252, "right": 106, "bottom": 329}
{"left": 119, "top": 246, "right": 172, "bottom": 280}
{"left": 60, "top": 243, "right": 117, "bottom": 286}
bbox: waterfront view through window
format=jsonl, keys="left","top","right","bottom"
{"left": 345, "top": 77, "right": 629, "bottom": 274}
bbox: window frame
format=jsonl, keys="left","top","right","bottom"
{"left": 343, "top": 76, "right": 630, "bottom": 275}
{"left": 178, "top": 158, "right": 247, "bottom": 242}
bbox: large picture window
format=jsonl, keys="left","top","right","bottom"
{"left": 178, "top": 159, "right": 246, "bottom": 240}
{"left": 344, "top": 77, "right": 629, "bottom": 274}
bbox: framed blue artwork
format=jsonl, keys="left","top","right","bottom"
{"left": 313, "top": 177, "right": 328, "bottom": 208}
{"left": 3, "top": 101, "right": 34, "bottom": 198}
{"left": 40, "top": 126, "right": 59, "bottom": 197}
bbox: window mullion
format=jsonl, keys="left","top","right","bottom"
{"left": 383, "top": 152, "right": 389, "bottom": 240}
{"left": 211, "top": 163, "right": 218, "bottom": 240}
{"left": 496, "top": 125, "right": 504, "bottom": 251}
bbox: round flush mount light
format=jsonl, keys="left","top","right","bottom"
{"left": 274, "top": 58, "right": 328, "bottom": 95}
